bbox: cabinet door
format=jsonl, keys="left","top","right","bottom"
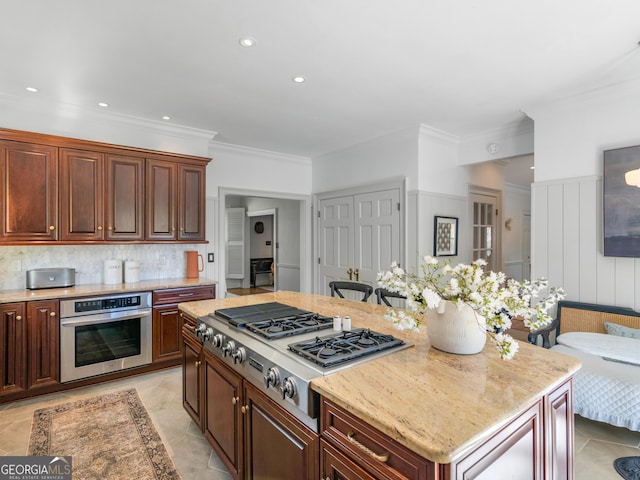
{"left": 0, "top": 302, "right": 27, "bottom": 395}
{"left": 203, "top": 348, "right": 243, "bottom": 480}
{"left": 182, "top": 324, "right": 203, "bottom": 430}
{"left": 545, "top": 379, "right": 574, "bottom": 480}
{"left": 105, "top": 154, "right": 144, "bottom": 240}
{"left": 244, "top": 382, "right": 319, "bottom": 480}
{"left": 26, "top": 300, "right": 59, "bottom": 389}
{"left": 59, "top": 148, "right": 104, "bottom": 241}
{"left": 0, "top": 140, "right": 58, "bottom": 241}
{"left": 147, "top": 159, "right": 177, "bottom": 240}
{"left": 152, "top": 305, "right": 182, "bottom": 363}
{"left": 178, "top": 163, "right": 206, "bottom": 241}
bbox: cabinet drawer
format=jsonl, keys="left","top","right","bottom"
{"left": 321, "top": 398, "right": 433, "bottom": 480}
{"left": 153, "top": 285, "right": 215, "bottom": 305}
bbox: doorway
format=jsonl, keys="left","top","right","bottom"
{"left": 469, "top": 188, "right": 502, "bottom": 273}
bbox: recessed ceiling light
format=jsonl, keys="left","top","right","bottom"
{"left": 98, "top": 102, "right": 109, "bottom": 108}
{"left": 239, "top": 37, "right": 256, "bottom": 47}
{"left": 292, "top": 76, "right": 306, "bottom": 83}
{"left": 162, "top": 115, "right": 171, "bottom": 121}
{"left": 26, "top": 87, "right": 38, "bottom": 93}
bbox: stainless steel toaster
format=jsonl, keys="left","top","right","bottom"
{"left": 26, "top": 268, "right": 76, "bottom": 290}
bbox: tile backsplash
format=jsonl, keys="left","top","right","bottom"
{"left": 0, "top": 244, "right": 209, "bottom": 291}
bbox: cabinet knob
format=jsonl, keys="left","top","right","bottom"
{"left": 108, "top": 226, "right": 113, "bottom": 230}
{"left": 49, "top": 225, "right": 55, "bottom": 231}
{"left": 49, "top": 312, "right": 56, "bottom": 317}
{"left": 194, "top": 360, "right": 201, "bottom": 368}
{"left": 16, "top": 315, "right": 22, "bottom": 321}
{"left": 241, "top": 405, "right": 250, "bottom": 414}
{"left": 97, "top": 226, "right": 103, "bottom": 231}
{"left": 231, "top": 396, "right": 240, "bottom": 405}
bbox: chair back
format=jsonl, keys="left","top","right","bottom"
{"left": 374, "top": 288, "right": 407, "bottom": 307}
{"left": 329, "top": 281, "right": 373, "bottom": 302}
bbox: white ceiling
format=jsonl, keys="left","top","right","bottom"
{"left": 2, "top": 0, "right": 640, "bottom": 161}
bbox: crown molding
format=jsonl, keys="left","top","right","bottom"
{"left": 209, "top": 140, "right": 312, "bottom": 165}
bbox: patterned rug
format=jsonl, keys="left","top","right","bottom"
{"left": 28, "top": 388, "right": 181, "bottom": 480}
{"left": 615, "top": 457, "right": 640, "bottom": 480}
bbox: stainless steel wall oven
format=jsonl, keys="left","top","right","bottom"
{"left": 60, "top": 292, "right": 152, "bottom": 383}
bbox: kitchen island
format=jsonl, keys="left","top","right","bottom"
{"left": 180, "top": 291, "right": 580, "bottom": 480}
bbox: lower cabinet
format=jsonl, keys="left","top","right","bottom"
{"left": 153, "top": 285, "right": 215, "bottom": 364}
{"left": 182, "top": 320, "right": 204, "bottom": 431}
{"left": 0, "top": 300, "right": 59, "bottom": 397}
{"left": 320, "top": 379, "right": 574, "bottom": 480}
{"left": 195, "top": 347, "right": 319, "bottom": 480}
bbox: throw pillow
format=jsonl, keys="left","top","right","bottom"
{"left": 604, "top": 321, "right": 640, "bottom": 339}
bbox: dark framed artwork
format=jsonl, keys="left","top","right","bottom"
{"left": 434, "top": 216, "right": 458, "bottom": 256}
{"left": 603, "top": 145, "right": 640, "bottom": 257}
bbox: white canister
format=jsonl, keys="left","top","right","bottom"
{"left": 124, "top": 260, "right": 140, "bottom": 283}
{"left": 103, "top": 259, "right": 123, "bottom": 284}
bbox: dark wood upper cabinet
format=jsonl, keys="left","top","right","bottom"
{"left": 0, "top": 128, "right": 210, "bottom": 244}
{"left": 0, "top": 140, "right": 58, "bottom": 241}
{"left": 178, "top": 163, "right": 206, "bottom": 241}
{"left": 59, "top": 148, "right": 104, "bottom": 241}
{"left": 105, "top": 154, "right": 145, "bottom": 241}
{"left": 147, "top": 159, "right": 178, "bottom": 240}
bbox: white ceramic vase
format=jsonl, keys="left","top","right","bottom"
{"left": 427, "top": 300, "right": 487, "bottom": 354}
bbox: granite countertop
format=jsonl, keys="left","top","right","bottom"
{"left": 0, "top": 278, "right": 217, "bottom": 303}
{"left": 179, "top": 291, "right": 581, "bottom": 465}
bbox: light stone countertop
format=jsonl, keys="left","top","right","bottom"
{"left": 0, "top": 277, "right": 217, "bottom": 303}
{"left": 179, "top": 291, "right": 581, "bottom": 465}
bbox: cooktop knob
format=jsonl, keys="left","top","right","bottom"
{"left": 264, "top": 367, "right": 280, "bottom": 388}
{"left": 232, "top": 346, "right": 246, "bottom": 364}
{"left": 212, "top": 333, "right": 224, "bottom": 349}
{"left": 279, "top": 377, "right": 297, "bottom": 400}
{"left": 202, "top": 327, "right": 214, "bottom": 342}
{"left": 222, "top": 341, "right": 236, "bottom": 357}
{"left": 194, "top": 323, "right": 206, "bottom": 337}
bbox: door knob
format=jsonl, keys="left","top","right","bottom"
{"left": 347, "top": 267, "right": 353, "bottom": 280}
{"left": 354, "top": 268, "right": 360, "bottom": 281}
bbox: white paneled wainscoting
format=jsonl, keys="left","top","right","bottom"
{"left": 533, "top": 175, "right": 640, "bottom": 310}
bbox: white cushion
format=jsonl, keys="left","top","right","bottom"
{"left": 556, "top": 331, "right": 640, "bottom": 365}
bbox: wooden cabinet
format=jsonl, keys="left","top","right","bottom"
{"left": 26, "top": 300, "right": 60, "bottom": 390}
{"left": 203, "top": 347, "right": 244, "bottom": 479}
{"left": 182, "top": 321, "right": 204, "bottom": 431}
{"left": 0, "top": 128, "right": 211, "bottom": 245}
{"left": 59, "top": 148, "right": 104, "bottom": 241}
{"left": 0, "top": 140, "right": 58, "bottom": 241}
{"left": 105, "top": 154, "right": 145, "bottom": 241}
{"left": 244, "top": 382, "right": 319, "bottom": 480}
{"left": 193, "top": 347, "right": 319, "bottom": 480}
{"left": 178, "top": 163, "right": 206, "bottom": 241}
{"left": 152, "top": 285, "right": 215, "bottom": 364}
{"left": 147, "top": 160, "right": 206, "bottom": 241}
{"left": 0, "top": 303, "right": 27, "bottom": 395}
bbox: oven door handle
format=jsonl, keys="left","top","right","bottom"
{"left": 60, "top": 309, "right": 152, "bottom": 327}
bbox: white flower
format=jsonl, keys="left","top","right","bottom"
{"left": 377, "top": 256, "right": 565, "bottom": 360}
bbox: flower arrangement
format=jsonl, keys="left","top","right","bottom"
{"left": 377, "top": 256, "right": 566, "bottom": 359}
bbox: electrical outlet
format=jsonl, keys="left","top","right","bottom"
{"left": 11, "top": 260, "right": 21, "bottom": 272}
{"left": 158, "top": 255, "right": 166, "bottom": 265}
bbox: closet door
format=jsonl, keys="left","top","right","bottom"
{"left": 318, "top": 196, "right": 355, "bottom": 296}
{"left": 317, "top": 187, "right": 401, "bottom": 300}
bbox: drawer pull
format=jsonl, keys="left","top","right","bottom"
{"left": 178, "top": 293, "right": 195, "bottom": 297}
{"left": 347, "top": 431, "right": 389, "bottom": 463}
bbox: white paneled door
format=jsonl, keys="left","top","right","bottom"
{"left": 318, "top": 188, "right": 400, "bottom": 300}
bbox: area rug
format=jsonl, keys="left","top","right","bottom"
{"left": 614, "top": 456, "right": 640, "bottom": 480}
{"left": 28, "top": 388, "right": 181, "bottom": 480}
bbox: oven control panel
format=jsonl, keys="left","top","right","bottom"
{"left": 75, "top": 295, "right": 141, "bottom": 313}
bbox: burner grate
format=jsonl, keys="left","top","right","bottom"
{"left": 245, "top": 313, "right": 334, "bottom": 339}
{"left": 288, "top": 328, "right": 405, "bottom": 368}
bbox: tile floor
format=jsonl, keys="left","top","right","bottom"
{"left": 0, "top": 367, "right": 638, "bottom": 480}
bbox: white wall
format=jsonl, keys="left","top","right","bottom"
{"left": 529, "top": 84, "right": 640, "bottom": 310}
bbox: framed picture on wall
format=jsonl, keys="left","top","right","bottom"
{"left": 434, "top": 216, "right": 458, "bottom": 256}
{"left": 604, "top": 145, "right": 640, "bottom": 257}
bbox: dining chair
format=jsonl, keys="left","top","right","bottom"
{"left": 374, "top": 287, "right": 407, "bottom": 307}
{"left": 329, "top": 281, "right": 373, "bottom": 302}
